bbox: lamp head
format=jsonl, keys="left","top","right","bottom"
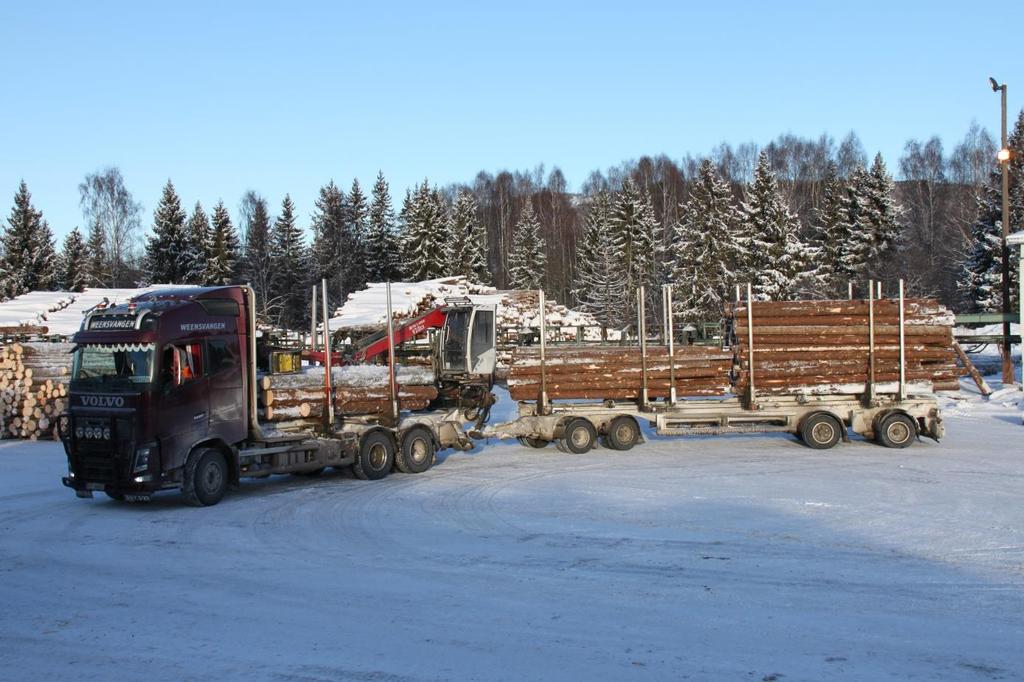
{"left": 990, "top": 77, "right": 1001, "bottom": 92}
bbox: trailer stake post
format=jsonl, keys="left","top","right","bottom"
{"left": 866, "top": 279, "right": 876, "bottom": 407}
{"left": 385, "top": 281, "right": 399, "bottom": 424}
{"left": 310, "top": 285, "right": 318, "bottom": 351}
{"left": 321, "top": 279, "right": 334, "bottom": 432}
{"left": 638, "top": 287, "right": 649, "bottom": 409}
{"left": 745, "top": 283, "right": 757, "bottom": 410}
{"left": 664, "top": 284, "right": 677, "bottom": 406}
{"left": 898, "top": 278, "right": 906, "bottom": 402}
{"left": 538, "top": 289, "right": 549, "bottom": 415}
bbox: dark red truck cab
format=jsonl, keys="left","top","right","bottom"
{"left": 60, "top": 286, "right": 255, "bottom": 501}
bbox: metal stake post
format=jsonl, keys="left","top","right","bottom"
{"left": 310, "top": 285, "right": 318, "bottom": 351}
{"left": 321, "top": 279, "right": 334, "bottom": 431}
{"left": 866, "top": 279, "right": 876, "bottom": 406}
{"left": 638, "top": 287, "right": 648, "bottom": 409}
{"left": 898, "top": 278, "right": 906, "bottom": 402}
{"left": 848, "top": 281, "right": 854, "bottom": 300}
{"left": 538, "top": 290, "right": 549, "bottom": 415}
{"left": 664, "top": 284, "right": 677, "bottom": 406}
{"left": 746, "top": 283, "right": 756, "bottom": 409}
{"left": 385, "top": 282, "right": 399, "bottom": 423}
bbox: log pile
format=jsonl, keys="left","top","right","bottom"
{"left": 257, "top": 365, "right": 439, "bottom": 432}
{"left": 0, "top": 342, "right": 71, "bottom": 439}
{"left": 507, "top": 346, "right": 733, "bottom": 401}
{"left": 730, "top": 298, "right": 960, "bottom": 394}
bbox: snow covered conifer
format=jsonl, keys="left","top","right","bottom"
{"left": 447, "top": 189, "right": 489, "bottom": 283}
{"left": 144, "top": 180, "right": 188, "bottom": 284}
{"left": 206, "top": 201, "right": 240, "bottom": 285}
{"left": 364, "top": 171, "right": 403, "bottom": 282}
{"left": 861, "top": 153, "right": 904, "bottom": 279}
{"left": 1, "top": 181, "right": 57, "bottom": 297}
{"left": 401, "top": 180, "right": 449, "bottom": 280}
{"left": 181, "top": 201, "right": 212, "bottom": 285}
{"left": 344, "top": 178, "right": 369, "bottom": 293}
{"left": 739, "top": 151, "right": 810, "bottom": 300}
{"left": 269, "top": 195, "right": 308, "bottom": 329}
{"left": 810, "top": 162, "right": 852, "bottom": 296}
{"left": 838, "top": 164, "right": 872, "bottom": 279}
{"left": 611, "top": 179, "right": 659, "bottom": 317}
{"left": 665, "top": 159, "right": 744, "bottom": 322}
{"left": 309, "top": 180, "right": 346, "bottom": 306}
{"left": 85, "top": 217, "right": 108, "bottom": 287}
{"left": 59, "top": 227, "right": 89, "bottom": 292}
{"left": 574, "top": 191, "right": 626, "bottom": 326}
{"left": 507, "top": 202, "right": 546, "bottom": 290}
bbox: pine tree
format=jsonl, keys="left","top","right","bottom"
{"left": 810, "top": 162, "right": 852, "bottom": 296}
{"left": 739, "top": 151, "right": 810, "bottom": 300}
{"left": 365, "top": 171, "right": 403, "bottom": 282}
{"left": 839, "top": 164, "right": 873, "bottom": 278}
{"left": 240, "top": 194, "right": 274, "bottom": 318}
{"left": 861, "top": 153, "right": 904, "bottom": 280}
{"left": 574, "top": 191, "right": 626, "bottom": 326}
{"left": 1, "top": 181, "right": 57, "bottom": 298}
{"left": 268, "top": 195, "right": 308, "bottom": 329}
{"left": 58, "top": 228, "right": 89, "bottom": 292}
{"left": 612, "top": 178, "right": 660, "bottom": 320}
{"left": 85, "top": 217, "right": 108, "bottom": 287}
{"left": 665, "top": 160, "right": 744, "bottom": 322}
{"left": 206, "top": 201, "right": 240, "bottom": 285}
{"left": 181, "top": 201, "right": 211, "bottom": 285}
{"left": 507, "top": 202, "right": 546, "bottom": 290}
{"left": 309, "top": 181, "right": 346, "bottom": 307}
{"left": 344, "top": 178, "right": 369, "bottom": 294}
{"left": 144, "top": 180, "right": 188, "bottom": 284}
{"left": 447, "top": 189, "right": 489, "bottom": 283}
{"left": 401, "top": 180, "right": 449, "bottom": 280}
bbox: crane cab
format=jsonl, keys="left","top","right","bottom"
{"left": 436, "top": 302, "right": 497, "bottom": 381}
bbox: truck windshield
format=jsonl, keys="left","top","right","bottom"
{"left": 72, "top": 343, "right": 155, "bottom": 385}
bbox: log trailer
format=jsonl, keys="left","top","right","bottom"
{"left": 474, "top": 284, "right": 945, "bottom": 453}
{"left": 59, "top": 285, "right": 497, "bottom": 505}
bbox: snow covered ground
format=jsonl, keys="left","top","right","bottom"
{"left": 1, "top": 381, "right": 1023, "bottom": 680}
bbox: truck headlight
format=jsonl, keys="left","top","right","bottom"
{"left": 133, "top": 446, "right": 153, "bottom": 473}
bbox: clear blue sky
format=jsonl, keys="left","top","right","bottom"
{"left": 1, "top": 1, "right": 1021, "bottom": 240}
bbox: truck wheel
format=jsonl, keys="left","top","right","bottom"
{"left": 606, "top": 416, "right": 640, "bottom": 451}
{"left": 396, "top": 426, "right": 435, "bottom": 474}
{"left": 876, "top": 412, "right": 916, "bottom": 449}
{"left": 561, "top": 418, "right": 597, "bottom": 454}
{"left": 353, "top": 431, "right": 394, "bottom": 480}
{"left": 517, "top": 437, "right": 549, "bottom": 449}
{"left": 800, "top": 412, "right": 843, "bottom": 450}
{"left": 182, "top": 448, "right": 228, "bottom": 507}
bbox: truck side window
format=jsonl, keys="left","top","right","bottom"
{"left": 207, "top": 339, "right": 235, "bottom": 374}
{"left": 162, "top": 343, "right": 204, "bottom": 387}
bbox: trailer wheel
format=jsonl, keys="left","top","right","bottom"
{"left": 517, "top": 437, "right": 549, "bottom": 449}
{"left": 353, "top": 431, "right": 395, "bottom": 480}
{"left": 561, "top": 418, "right": 597, "bottom": 454}
{"left": 876, "top": 412, "right": 916, "bottom": 449}
{"left": 182, "top": 448, "right": 228, "bottom": 507}
{"left": 800, "top": 412, "right": 843, "bottom": 450}
{"left": 396, "top": 426, "right": 435, "bottom": 474}
{"left": 606, "top": 416, "right": 640, "bottom": 451}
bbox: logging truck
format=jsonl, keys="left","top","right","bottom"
{"left": 475, "top": 284, "right": 946, "bottom": 452}
{"left": 59, "top": 285, "right": 497, "bottom": 505}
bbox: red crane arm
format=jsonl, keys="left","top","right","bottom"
{"left": 353, "top": 307, "right": 449, "bottom": 363}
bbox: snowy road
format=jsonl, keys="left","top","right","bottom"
{"left": 1, "top": 391, "right": 1023, "bottom": 680}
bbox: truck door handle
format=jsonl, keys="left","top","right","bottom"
{"left": 193, "top": 412, "right": 206, "bottom": 421}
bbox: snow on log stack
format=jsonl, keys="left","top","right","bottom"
{"left": 0, "top": 342, "right": 71, "bottom": 439}
{"left": 507, "top": 346, "right": 733, "bottom": 401}
{"left": 731, "top": 298, "right": 959, "bottom": 394}
{"left": 257, "top": 365, "right": 439, "bottom": 432}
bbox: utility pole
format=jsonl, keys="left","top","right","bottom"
{"left": 990, "top": 77, "right": 1014, "bottom": 385}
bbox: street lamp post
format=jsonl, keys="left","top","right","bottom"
{"left": 990, "top": 77, "right": 1014, "bottom": 385}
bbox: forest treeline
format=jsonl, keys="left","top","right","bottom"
{"left": 1, "top": 118, "right": 1021, "bottom": 330}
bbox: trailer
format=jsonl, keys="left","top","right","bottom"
{"left": 476, "top": 283, "right": 945, "bottom": 452}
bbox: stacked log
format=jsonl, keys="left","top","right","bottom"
{"left": 257, "top": 365, "right": 439, "bottom": 431}
{"left": 0, "top": 342, "right": 71, "bottom": 439}
{"left": 507, "top": 346, "right": 733, "bottom": 401}
{"left": 730, "top": 299, "right": 960, "bottom": 394}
